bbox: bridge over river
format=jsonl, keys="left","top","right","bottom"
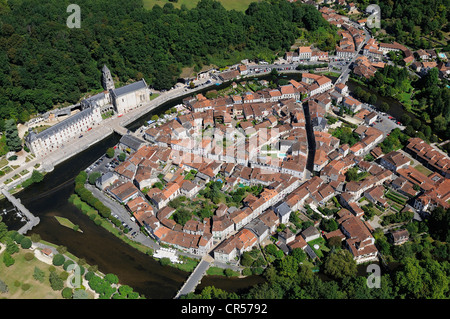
{"left": 1, "top": 188, "right": 40, "bottom": 234}
{"left": 174, "top": 255, "right": 214, "bottom": 299}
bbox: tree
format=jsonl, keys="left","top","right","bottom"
{"left": 4, "top": 119, "right": 22, "bottom": 152}
{"left": 291, "top": 248, "right": 307, "bottom": 263}
{"left": 323, "top": 250, "right": 357, "bottom": 280}
{"left": 328, "top": 236, "right": 343, "bottom": 249}
{"left": 427, "top": 207, "right": 450, "bottom": 242}
{"left": 2, "top": 252, "right": 15, "bottom": 267}
{"left": 321, "top": 218, "right": 338, "bottom": 232}
{"left": 88, "top": 172, "right": 102, "bottom": 185}
{"left": 106, "top": 147, "right": 115, "bottom": 158}
{"left": 20, "top": 237, "right": 32, "bottom": 249}
{"left": 30, "top": 170, "right": 44, "bottom": 183}
{"left": 395, "top": 257, "right": 449, "bottom": 298}
{"left": 33, "top": 267, "right": 46, "bottom": 283}
{"left": 379, "top": 102, "right": 390, "bottom": 112}
{"left": 104, "top": 273, "right": 119, "bottom": 285}
{"left": 52, "top": 254, "right": 65, "bottom": 267}
{"left": 276, "top": 255, "right": 299, "bottom": 278}
{"left": 400, "top": 114, "right": 412, "bottom": 126}
{"left": 118, "top": 152, "right": 126, "bottom": 162}
{"left": 49, "top": 271, "right": 64, "bottom": 291}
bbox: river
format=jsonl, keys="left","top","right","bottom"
{"left": 346, "top": 79, "right": 415, "bottom": 121}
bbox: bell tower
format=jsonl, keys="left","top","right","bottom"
{"left": 102, "top": 65, "right": 115, "bottom": 91}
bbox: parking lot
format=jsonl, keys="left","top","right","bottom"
{"left": 363, "top": 104, "right": 404, "bottom": 137}
{"left": 86, "top": 148, "right": 120, "bottom": 175}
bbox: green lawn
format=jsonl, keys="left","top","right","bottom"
{"left": 0, "top": 249, "right": 72, "bottom": 299}
{"left": 307, "top": 237, "right": 329, "bottom": 259}
{"left": 143, "top": 0, "right": 255, "bottom": 11}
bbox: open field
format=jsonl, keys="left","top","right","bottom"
{"left": 0, "top": 250, "right": 64, "bottom": 299}
{"left": 143, "top": 0, "right": 255, "bottom": 11}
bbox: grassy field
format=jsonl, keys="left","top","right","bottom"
{"left": 0, "top": 249, "right": 65, "bottom": 299}
{"left": 143, "top": 0, "right": 255, "bottom": 11}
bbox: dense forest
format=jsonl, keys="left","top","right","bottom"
{"left": 183, "top": 207, "right": 450, "bottom": 299}
{"left": 354, "top": 0, "right": 450, "bottom": 50}
{"left": 0, "top": 0, "right": 337, "bottom": 124}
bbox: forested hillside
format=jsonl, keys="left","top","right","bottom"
{"left": 355, "top": 0, "right": 450, "bottom": 50}
{"left": 0, "top": 0, "right": 336, "bottom": 124}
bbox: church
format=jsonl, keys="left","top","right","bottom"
{"left": 102, "top": 65, "right": 150, "bottom": 115}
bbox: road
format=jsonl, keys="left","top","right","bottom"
{"left": 335, "top": 22, "right": 372, "bottom": 85}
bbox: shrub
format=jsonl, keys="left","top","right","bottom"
{"left": 59, "top": 272, "right": 69, "bottom": 281}
{"left": 21, "top": 283, "right": 31, "bottom": 291}
{"left": 24, "top": 252, "right": 34, "bottom": 261}
{"left": 62, "top": 287, "right": 73, "bottom": 299}
{"left": 159, "top": 257, "right": 171, "bottom": 266}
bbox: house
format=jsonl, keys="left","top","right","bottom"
{"left": 301, "top": 226, "right": 320, "bottom": 242}
{"left": 364, "top": 111, "right": 378, "bottom": 125}
{"left": 95, "top": 172, "right": 117, "bottom": 190}
{"left": 339, "top": 213, "right": 378, "bottom": 264}
{"left": 180, "top": 180, "right": 200, "bottom": 198}
{"left": 213, "top": 228, "right": 258, "bottom": 263}
{"left": 245, "top": 218, "right": 270, "bottom": 244}
{"left": 119, "top": 134, "right": 146, "bottom": 154}
{"left": 273, "top": 202, "right": 291, "bottom": 224}
{"left": 211, "top": 214, "right": 234, "bottom": 242}
{"left": 380, "top": 151, "right": 410, "bottom": 172}
{"left": 364, "top": 185, "right": 388, "bottom": 208}
{"left": 106, "top": 181, "right": 140, "bottom": 204}
{"left": 343, "top": 96, "right": 362, "bottom": 112}
{"left": 278, "top": 228, "right": 296, "bottom": 245}
{"left": 298, "top": 46, "right": 312, "bottom": 60}
{"left": 390, "top": 229, "right": 409, "bottom": 245}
